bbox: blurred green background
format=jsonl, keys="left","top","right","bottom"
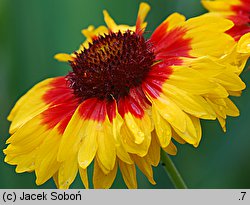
{"left": 0, "top": 0, "right": 249, "bottom": 189}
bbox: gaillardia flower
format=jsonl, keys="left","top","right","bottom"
{"left": 202, "top": 0, "right": 250, "bottom": 71}
{"left": 4, "top": 2, "right": 246, "bottom": 188}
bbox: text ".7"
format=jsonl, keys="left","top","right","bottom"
{"left": 239, "top": 192, "right": 246, "bottom": 201}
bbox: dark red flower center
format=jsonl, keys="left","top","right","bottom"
{"left": 67, "top": 30, "right": 155, "bottom": 101}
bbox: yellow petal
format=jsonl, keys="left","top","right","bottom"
{"left": 189, "top": 31, "right": 235, "bottom": 58}
{"left": 96, "top": 119, "right": 116, "bottom": 172}
{"left": 35, "top": 127, "right": 61, "bottom": 185}
{"left": 184, "top": 14, "right": 235, "bottom": 58}
{"left": 163, "top": 141, "right": 177, "bottom": 155}
{"left": 81, "top": 25, "right": 108, "bottom": 40}
{"left": 204, "top": 84, "right": 229, "bottom": 98}
{"left": 53, "top": 172, "right": 59, "bottom": 188}
{"left": 185, "top": 14, "right": 233, "bottom": 33}
{"left": 162, "top": 83, "right": 216, "bottom": 119}
{"left": 183, "top": 56, "right": 225, "bottom": 78}
{"left": 78, "top": 120, "right": 98, "bottom": 169}
{"left": 237, "top": 33, "right": 250, "bottom": 54}
{"left": 189, "top": 115, "right": 202, "bottom": 147}
{"left": 218, "top": 46, "right": 248, "bottom": 74}
{"left": 119, "top": 160, "right": 137, "bottom": 189}
{"left": 152, "top": 95, "right": 186, "bottom": 132}
{"left": 147, "top": 133, "right": 160, "bottom": 166}
{"left": 228, "top": 90, "right": 242, "bottom": 96}
{"left": 54, "top": 53, "right": 74, "bottom": 62}
{"left": 206, "top": 98, "right": 226, "bottom": 119}
{"left": 218, "top": 116, "right": 226, "bottom": 132}
{"left": 152, "top": 105, "right": 171, "bottom": 148}
{"left": 124, "top": 112, "right": 152, "bottom": 144}
{"left": 58, "top": 154, "right": 78, "bottom": 189}
{"left": 4, "top": 149, "right": 37, "bottom": 173}
{"left": 224, "top": 98, "right": 239, "bottom": 117}
{"left": 164, "top": 13, "right": 186, "bottom": 31}
{"left": 201, "top": 0, "right": 239, "bottom": 12}
{"left": 58, "top": 104, "right": 87, "bottom": 162}
{"left": 79, "top": 167, "right": 89, "bottom": 189}
{"left": 124, "top": 113, "right": 144, "bottom": 144}
{"left": 214, "top": 72, "right": 246, "bottom": 91}
{"left": 132, "top": 155, "right": 156, "bottom": 185}
{"left": 96, "top": 157, "right": 111, "bottom": 175}
{"left": 103, "top": 10, "right": 117, "bottom": 30}
{"left": 81, "top": 25, "right": 95, "bottom": 40}
{"left": 93, "top": 159, "right": 118, "bottom": 189}
{"left": 6, "top": 115, "right": 47, "bottom": 147}
{"left": 173, "top": 114, "right": 198, "bottom": 145}
{"left": 116, "top": 145, "right": 133, "bottom": 165}
{"left": 168, "top": 66, "right": 217, "bottom": 95}
{"left": 136, "top": 2, "right": 150, "bottom": 33}
{"left": 111, "top": 109, "right": 134, "bottom": 164}
{"left": 4, "top": 116, "right": 50, "bottom": 174}
{"left": 172, "top": 129, "right": 186, "bottom": 145}
{"left": 120, "top": 124, "right": 151, "bottom": 157}
{"left": 8, "top": 78, "right": 53, "bottom": 134}
{"left": 114, "top": 117, "right": 133, "bottom": 164}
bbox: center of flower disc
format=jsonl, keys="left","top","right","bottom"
{"left": 67, "top": 30, "right": 155, "bottom": 101}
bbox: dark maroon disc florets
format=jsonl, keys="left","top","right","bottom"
{"left": 67, "top": 30, "right": 155, "bottom": 101}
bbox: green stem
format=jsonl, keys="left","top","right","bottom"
{"left": 160, "top": 149, "right": 187, "bottom": 189}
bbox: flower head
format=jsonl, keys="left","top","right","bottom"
{"left": 4, "top": 2, "right": 246, "bottom": 188}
